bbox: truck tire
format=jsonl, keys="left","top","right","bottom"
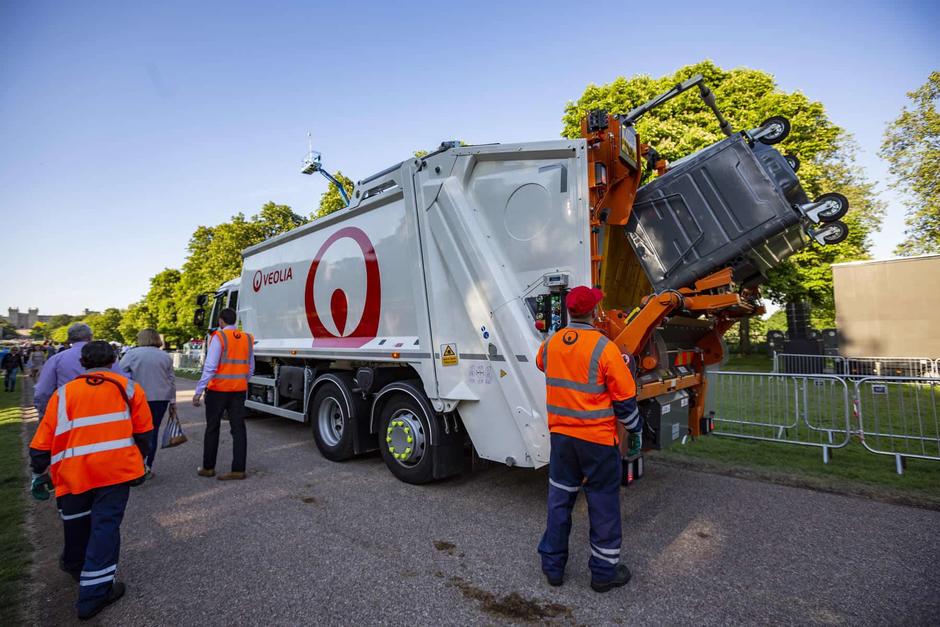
{"left": 377, "top": 394, "right": 435, "bottom": 484}
{"left": 311, "top": 380, "right": 356, "bottom": 462}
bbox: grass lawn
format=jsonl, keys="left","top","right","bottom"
{"left": 0, "top": 382, "right": 30, "bottom": 625}
{"left": 660, "top": 355, "right": 940, "bottom": 508}
{"left": 174, "top": 368, "right": 201, "bottom": 381}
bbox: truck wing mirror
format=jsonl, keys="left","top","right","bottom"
{"left": 196, "top": 294, "right": 208, "bottom": 307}
{"left": 193, "top": 308, "right": 206, "bottom": 328}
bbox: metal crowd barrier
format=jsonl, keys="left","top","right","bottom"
{"left": 854, "top": 377, "right": 940, "bottom": 474}
{"left": 705, "top": 368, "right": 940, "bottom": 474}
{"left": 706, "top": 371, "right": 851, "bottom": 463}
{"left": 170, "top": 351, "right": 204, "bottom": 370}
{"left": 774, "top": 353, "right": 940, "bottom": 379}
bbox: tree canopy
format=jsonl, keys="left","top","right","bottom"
{"left": 314, "top": 171, "right": 355, "bottom": 220}
{"left": 880, "top": 71, "right": 940, "bottom": 256}
{"left": 563, "top": 61, "right": 883, "bottom": 319}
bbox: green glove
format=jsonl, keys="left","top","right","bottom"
{"left": 30, "top": 473, "right": 53, "bottom": 501}
{"left": 627, "top": 433, "right": 642, "bottom": 458}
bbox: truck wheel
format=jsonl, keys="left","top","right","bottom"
{"left": 378, "top": 395, "right": 434, "bottom": 484}
{"left": 815, "top": 192, "right": 849, "bottom": 222}
{"left": 758, "top": 116, "right": 790, "bottom": 144}
{"left": 311, "top": 381, "right": 355, "bottom": 461}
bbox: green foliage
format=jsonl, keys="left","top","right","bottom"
{"left": 118, "top": 302, "right": 156, "bottom": 347}
{"left": 880, "top": 71, "right": 940, "bottom": 255}
{"left": 413, "top": 149, "right": 430, "bottom": 159}
{"left": 171, "top": 202, "right": 307, "bottom": 341}
{"left": 0, "top": 321, "right": 16, "bottom": 340}
{"left": 29, "top": 322, "right": 48, "bottom": 340}
{"left": 563, "top": 61, "right": 882, "bottom": 317}
{"left": 49, "top": 325, "right": 69, "bottom": 343}
{"left": 83, "top": 308, "right": 124, "bottom": 343}
{"left": 44, "top": 314, "right": 76, "bottom": 330}
{"left": 314, "top": 171, "right": 355, "bottom": 219}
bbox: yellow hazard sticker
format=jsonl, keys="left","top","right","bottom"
{"left": 441, "top": 344, "right": 458, "bottom": 367}
{"left": 499, "top": 369, "right": 508, "bottom": 378}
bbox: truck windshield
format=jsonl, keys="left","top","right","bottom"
{"left": 208, "top": 293, "right": 224, "bottom": 330}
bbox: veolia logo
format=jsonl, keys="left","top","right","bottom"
{"left": 304, "top": 226, "right": 381, "bottom": 348}
{"left": 252, "top": 266, "right": 294, "bottom": 292}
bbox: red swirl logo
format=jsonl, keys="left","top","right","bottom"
{"left": 304, "top": 227, "right": 381, "bottom": 348}
{"left": 252, "top": 271, "right": 263, "bottom": 292}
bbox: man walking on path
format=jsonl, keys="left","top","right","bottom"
{"left": 535, "top": 286, "right": 642, "bottom": 592}
{"left": 28, "top": 341, "right": 153, "bottom": 620}
{"left": 34, "top": 323, "right": 125, "bottom": 415}
{"left": 2, "top": 346, "right": 26, "bottom": 392}
{"left": 192, "top": 307, "right": 254, "bottom": 480}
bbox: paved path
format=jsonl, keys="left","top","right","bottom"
{"left": 22, "top": 379, "right": 940, "bottom": 625}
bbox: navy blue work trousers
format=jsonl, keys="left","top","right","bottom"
{"left": 57, "top": 483, "right": 130, "bottom": 615}
{"left": 538, "top": 432, "right": 623, "bottom": 582}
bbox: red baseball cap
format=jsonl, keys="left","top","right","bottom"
{"left": 566, "top": 286, "right": 604, "bottom": 316}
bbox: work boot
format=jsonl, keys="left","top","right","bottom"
{"left": 58, "top": 557, "right": 80, "bottom": 583}
{"left": 217, "top": 471, "right": 246, "bottom": 481}
{"left": 77, "top": 581, "right": 126, "bottom": 620}
{"left": 591, "top": 564, "right": 631, "bottom": 593}
{"left": 197, "top": 467, "right": 215, "bottom": 477}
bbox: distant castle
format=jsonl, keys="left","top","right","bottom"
{"left": 5, "top": 307, "right": 87, "bottom": 329}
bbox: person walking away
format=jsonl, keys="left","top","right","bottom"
{"left": 192, "top": 307, "right": 253, "bottom": 480}
{"left": 119, "top": 328, "right": 176, "bottom": 479}
{"left": 27, "top": 345, "right": 46, "bottom": 382}
{"left": 535, "top": 286, "right": 642, "bottom": 592}
{"left": 2, "top": 346, "right": 26, "bottom": 392}
{"left": 28, "top": 341, "right": 153, "bottom": 620}
{"left": 34, "top": 323, "right": 125, "bottom": 415}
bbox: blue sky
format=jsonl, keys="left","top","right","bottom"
{"left": 1, "top": 0, "right": 937, "bottom": 315}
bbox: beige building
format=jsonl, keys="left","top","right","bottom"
{"left": 832, "top": 254, "right": 940, "bottom": 358}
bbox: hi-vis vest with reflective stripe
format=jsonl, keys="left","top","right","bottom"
{"left": 207, "top": 328, "right": 253, "bottom": 392}
{"left": 30, "top": 372, "right": 150, "bottom": 497}
{"left": 537, "top": 324, "right": 628, "bottom": 446}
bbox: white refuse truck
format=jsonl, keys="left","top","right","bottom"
{"left": 194, "top": 76, "right": 848, "bottom": 483}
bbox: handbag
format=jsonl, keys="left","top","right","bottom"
{"left": 161, "top": 403, "right": 188, "bottom": 448}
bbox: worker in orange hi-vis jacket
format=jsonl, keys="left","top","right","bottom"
{"left": 28, "top": 341, "right": 153, "bottom": 621}
{"left": 535, "top": 286, "right": 641, "bottom": 593}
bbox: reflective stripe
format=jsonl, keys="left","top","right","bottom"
{"left": 220, "top": 358, "right": 250, "bottom": 365}
{"left": 548, "top": 478, "right": 580, "bottom": 493}
{"left": 211, "top": 373, "right": 247, "bottom": 379}
{"left": 546, "top": 405, "right": 614, "bottom": 420}
{"left": 80, "top": 574, "right": 115, "bottom": 587}
{"left": 57, "top": 385, "right": 68, "bottom": 425}
{"left": 55, "top": 411, "right": 130, "bottom": 436}
{"left": 81, "top": 564, "right": 117, "bottom": 578}
{"left": 592, "top": 544, "right": 620, "bottom": 556}
{"left": 586, "top": 336, "right": 610, "bottom": 389}
{"left": 591, "top": 549, "right": 620, "bottom": 565}
{"left": 60, "top": 509, "right": 91, "bottom": 521}
{"left": 545, "top": 377, "right": 606, "bottom": 394}
{"left": 126, "top": 378, "right": 135, "bottom": 399}
{"left": 51, "top": 438, "right": 136, "bottom": 465}
{"left": 619, "top": 408, "right": 640, "bottom": 429}
{"left": 541, "top": 342, "right": 547, "bottom": 372}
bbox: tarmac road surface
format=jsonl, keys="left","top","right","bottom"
{"left": 23, "top": 379, "right": 940, "bottom": 625}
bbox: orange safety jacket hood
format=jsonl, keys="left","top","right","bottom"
{"left": 207, "top": 328, "right": 253, "bottom": 392}
{"left": 29, "top": 371, "right": 153, "bottom": 497}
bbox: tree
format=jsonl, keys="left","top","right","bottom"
{"left": 880, "top": 72, "right": 940, "bottom": 255}
{"left": 0, "top": 320, "right": 17, "bottom": 340}
{"left": 84, "top": 308, "right": 125, "bottom": 343}
{"left": 563, "top": 61, "right": 883, "bottom": 320}
{"left": 314, "top": 171, "right": 355, "bottom": 219}
{"left": 173, "top": 202, "right": 308, "bottom": 339}
{"left": 45, "top": 314, "right": 76, "bottom": 330}
{"left": 119, "top": 302, "right": 156, "bottom": 346}
{"left": 30, "top": 322, "right": 49, "bottom": 340}
{"left": 50, "top": 325, "right": 69, "bottom": 343}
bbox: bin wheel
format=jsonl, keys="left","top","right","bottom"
{"left": 784, "top": 154, "right": 800, "bottom": 172}
{"left": 758, "top": 116, "right": 790, "bottom": 144}
{"left": 815, "top": 192, "right": 849, "bottom": 222}
{"left": 819, "top": 220, "right": 849, "bottom": 245}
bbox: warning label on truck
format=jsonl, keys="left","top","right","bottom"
{"left": 441, "top": 344, "right": 459, "bottom": 367}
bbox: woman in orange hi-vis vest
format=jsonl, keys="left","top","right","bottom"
{"left": 28, "top": 341, "right": 153, "bottom": 621}
{"left": 535, "top": 286, "right": 642, "bottom": 593}
{"left": 192, "top": 307, "right": 254, "bottom": 480}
